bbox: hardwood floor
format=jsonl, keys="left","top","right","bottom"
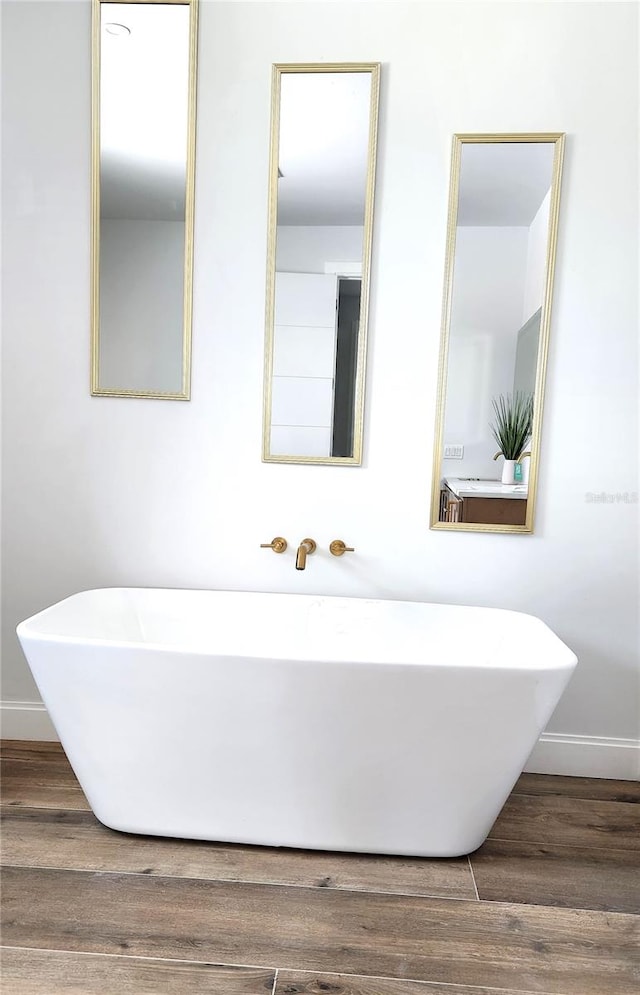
{"left": 1, "top": 741, "right": 638, "bottom": 995}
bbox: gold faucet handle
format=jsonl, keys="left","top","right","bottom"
{"left": 260, "top": 537, "right": 287, "bottom": 554}
{"left": 329, "top": 539, "right": 354, "bottom": 556}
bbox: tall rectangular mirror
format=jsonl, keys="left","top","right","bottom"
{"left": 262, "top": 64, "right": 380, "bottom": 465}
{"left": 91, "top": 0, "right": 198, "bottom": 399}
{"left": 430, "top": 134, "right": 565, "bottom": 533}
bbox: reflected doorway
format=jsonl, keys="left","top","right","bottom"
{"left": 332, "top": 278, "right": 361, "bottom": 458}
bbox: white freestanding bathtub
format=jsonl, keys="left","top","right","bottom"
{"left": 17, "top": 588, "right": 577, "bottom": 857}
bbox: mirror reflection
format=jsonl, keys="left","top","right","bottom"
{"left": 91, "top": 0, "right": 197, "bottom": 398}
{"left": 263, "top": 65, "right": 380, "bottom": 464}
{"left": 431, "top": 135, "right": 565, "bottom": 532}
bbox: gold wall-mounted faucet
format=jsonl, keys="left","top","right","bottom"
{"left": 295, "top": 538, "right": 316, "bottom": 570}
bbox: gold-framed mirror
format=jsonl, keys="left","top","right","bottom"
{"left": 262, "top": 63, "right": 380, "bottom": 465}
{"left": 430, "top": 133, "right": 565, "bottom": 533}
{"left": 91, "top": 0, "right": 198, "bottom": 399}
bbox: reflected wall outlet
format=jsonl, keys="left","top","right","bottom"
{"left": 444, "top": 444, "right": 464, "bottom": 459}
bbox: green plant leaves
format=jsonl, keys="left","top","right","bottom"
{"left": 490, "top": 392, "right": 534, "bottom": 460}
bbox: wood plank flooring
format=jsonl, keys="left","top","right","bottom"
{"left": 0, "top": 807, "right": 475, "bottom": 899}
{"left": 1, "top": 740, "right": 639, "bottom": 995}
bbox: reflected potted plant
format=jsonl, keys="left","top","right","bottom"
{"left": 490, "top": 392, "right": 534, "bottom": 484}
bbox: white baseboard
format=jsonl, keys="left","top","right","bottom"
{"left": 1, "top": 701, "right": 639, "bottom": 780}
{"left": 0, "top": 700, "right": 59, "bottom": 741}
{"left": 525, "top": 732, "right": 640, "bottom": 780}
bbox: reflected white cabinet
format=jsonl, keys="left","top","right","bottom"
{"left": 271, "top": 272, "right": 337, "bottom": 458}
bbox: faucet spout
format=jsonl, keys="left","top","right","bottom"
{"left": 295, "top": 538, "right": 316, "bottom": 570}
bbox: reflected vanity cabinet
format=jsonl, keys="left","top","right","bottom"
{"left": 439, "top": 481, "right": 527, "bottom": 527}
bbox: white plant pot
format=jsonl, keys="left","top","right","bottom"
{"left": 501, "top": 459, "right": 516, "bottom": 484}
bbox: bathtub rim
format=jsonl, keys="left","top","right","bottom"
{"left": 16, "top": 586, "right": 578, "bottom": 673}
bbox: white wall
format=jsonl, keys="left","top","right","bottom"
{"left": 276, "top": 225, "right": 363, "bottom": 273}
{"left": 100, "top": 219, "right": 185, "bottom": 393}
{"left": 2, "top": 2, "right": 638, "bottom": 775}
{"left": 523, "top": 189, "right": 551, "bottom": 324}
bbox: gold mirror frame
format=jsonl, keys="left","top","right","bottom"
{"left": 90, "top": 0, "right": 198, "bottom": 399}
{"left": 430, "top": 133, "right": 565, "bottom": 534}
{"left": 262, "top": 63, "right": 380, "bottom": 465}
